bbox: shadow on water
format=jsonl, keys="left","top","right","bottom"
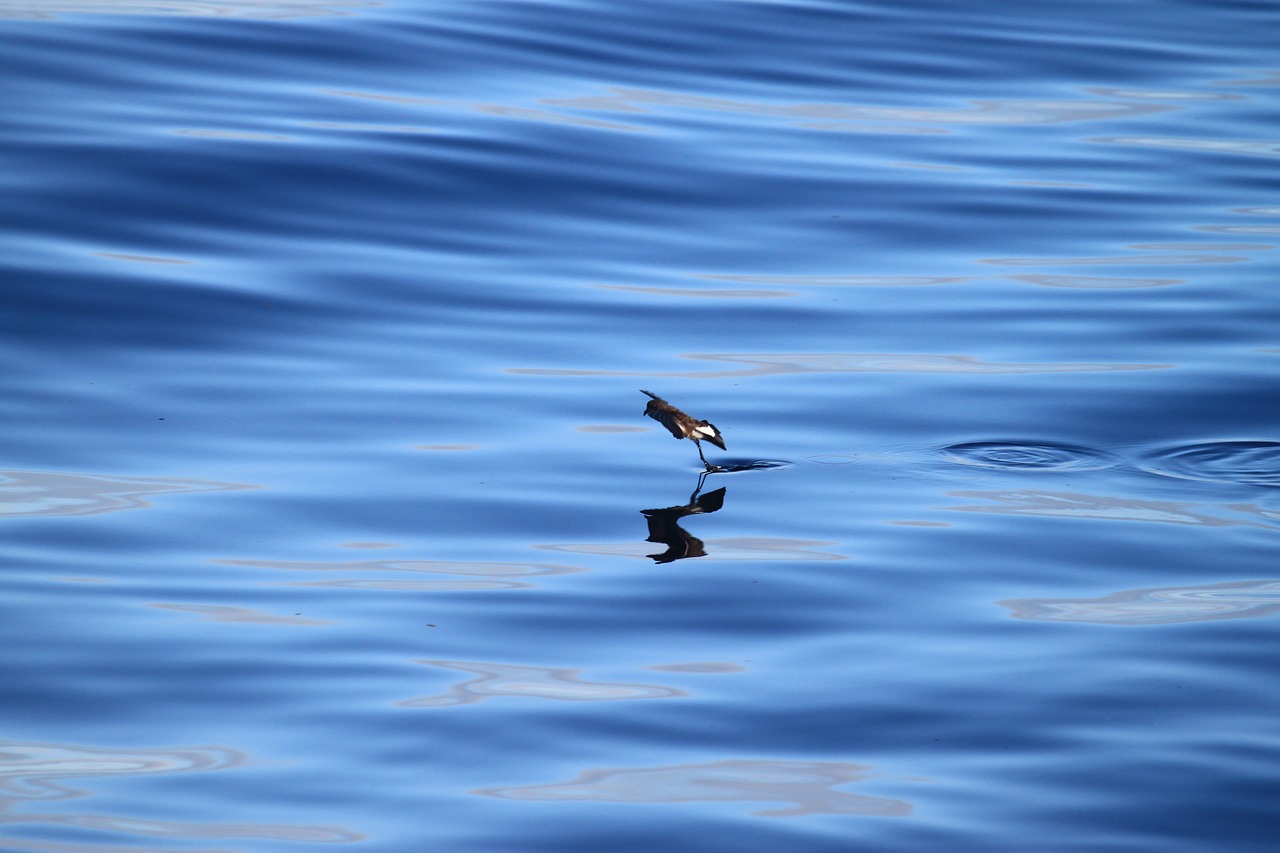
{"left": 640, "top": 473, "right": 726, "bottom": 564}
{"left": 639, "top": 460, "right": 790, "bottom": 563}
{"left": 709, "top": 457, "right": 792, "bottom": 473}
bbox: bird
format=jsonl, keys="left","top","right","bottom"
{"left": 641, "top": 390, "right": 726, "bottom": 470}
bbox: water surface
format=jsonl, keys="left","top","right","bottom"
{"left": 3, "top": 0, "right": 1279, "bottom": 850}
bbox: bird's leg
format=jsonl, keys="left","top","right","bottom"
{"left": 696, "top": 441, "right": 716, "bottom": 471}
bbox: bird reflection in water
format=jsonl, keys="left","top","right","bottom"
{"left": 641, "top": 470, "right": 727, "bottom": 563}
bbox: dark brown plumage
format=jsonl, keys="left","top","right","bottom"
{"left": 641, "top": 390, "right": 726, "bottom": 469}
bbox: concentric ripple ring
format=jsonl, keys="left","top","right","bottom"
{"left": 1139, "top": 440, "right": 1280, "bottom": 487}
{"left": 938, "top": 441, "right": 1116, "bottom": 472}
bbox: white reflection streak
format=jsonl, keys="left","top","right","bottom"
{"left": 0, "top": 471, "right": 254, "bottom": 518}
{"left": 508, "top": 352, "right": 1169, "bottom": 378}
{"left": 545, "top": 87, "right": 1172, "bottom": 127}
{"left": 696, "top": 273, "right": 974, "bottom": 287}
{"left": 0, "top": 0, "right": 374, "bottom": 18}
{"left": 148, "top": 603, "right": 330, "bottom": 625}
{"left": 475, "top": 759, "right": 913, "bottom": 818}
{"left": 946, "top": 490, "right": 1280, "bottom": 530}
{"left": 609, "top": 273, "right": 1192, "bottom": 294}
{"left": 1000, "top": 580, "right": 1280, "bottom": 625}
{"left": 1004, "top": 274, "right": 1183, "bottom": 289}
{"left": 399, "top": 660, "right": 683, "bottom": 707}
{"left": 218, "top": 558, "right": 585, "bottom": 591}
{"left": 330, "top": 85, "right": 1176, "bottom": 137}
{"left": 982, "top": 253, "right": 1244, "bottom": 266}
{"left": 0, "top": 740, "right": 361, "bottom": 843}
{"left": 1093, "top": 136, "right": 1280, "bottom": 159}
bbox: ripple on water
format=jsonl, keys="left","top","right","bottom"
{"left": 938, "top": 441, "right": 1117, "bottom": 472}
{"left": 1139, "top": 440, "right": 1280, "bottom": 488}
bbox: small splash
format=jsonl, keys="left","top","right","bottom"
{"left": 938, "top": 441, "right": 1116, "bottom": 472}
{"left": 1139, "top": 440, "right": 1280, "bottom": 487}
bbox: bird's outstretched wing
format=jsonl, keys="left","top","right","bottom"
{"left": 647, "top": 407, "right": 687, "bottom": 440}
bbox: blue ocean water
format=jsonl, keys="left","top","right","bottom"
{"left": 2, "top": 0, "right": 1279, "bottom": 850}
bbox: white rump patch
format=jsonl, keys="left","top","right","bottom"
{"left": 694, "top": 425, "right": 718, "bottom": 437}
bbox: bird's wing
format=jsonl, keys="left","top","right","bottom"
{"left": 693, "top": 422, "right": 726, "bottom": 449}
{"left": 647, "top": 408, "right": 687, "bottom": 440}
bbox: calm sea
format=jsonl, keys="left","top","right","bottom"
{"left": 2, "top": 1, "right": 1278, "bottom": 850}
